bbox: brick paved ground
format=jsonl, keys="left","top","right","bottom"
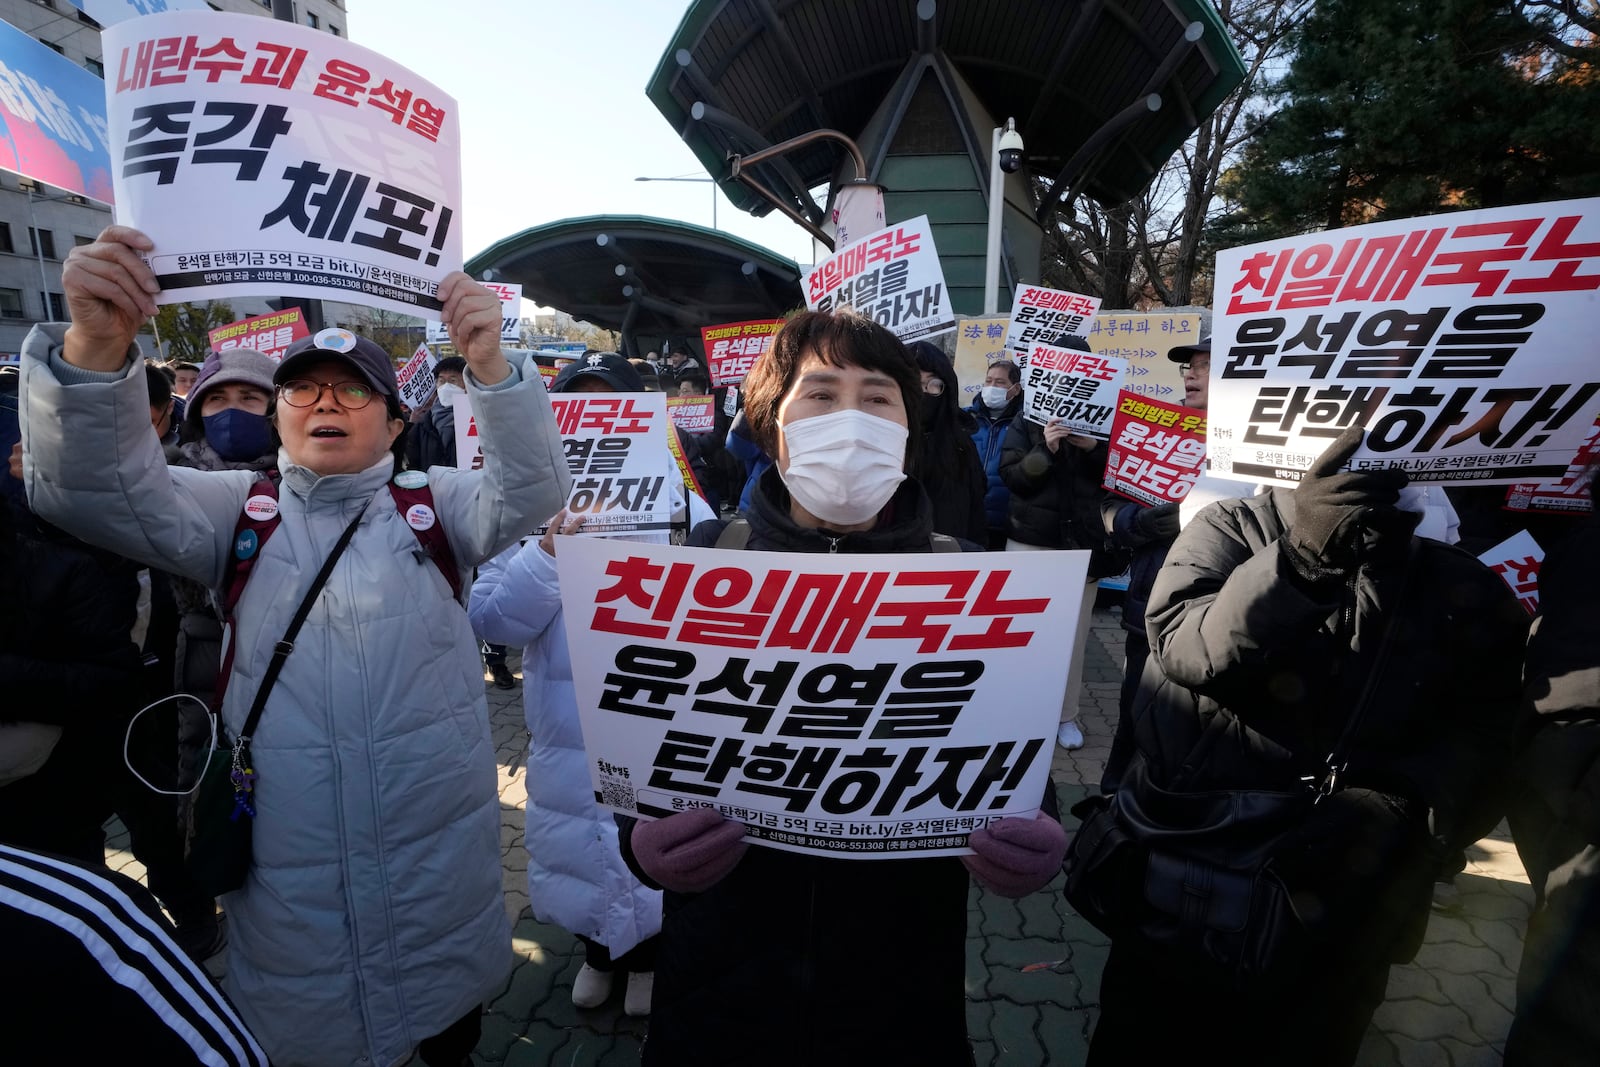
{"left": 104, "top": 602, "right": 1534, "bottom": 1065}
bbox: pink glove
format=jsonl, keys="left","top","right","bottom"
{"left": 962, "top": 811, "right": 1069, "bottom": 897}
{"left": 631, "top": 807, "right": 749, "bottom": 893}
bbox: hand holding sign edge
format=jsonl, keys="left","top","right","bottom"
{"left": 61, "top": 225, "right": 159, "bottom": 372}
{"left": 438, "top": 271, "right": 511, "bottom": 385}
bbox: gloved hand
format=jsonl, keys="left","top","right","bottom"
{"left": 1134, "top": 502, "right": 1180, "bottom": 541}
{"left": 1284, "top": 426, "right": 1409, "bottom": 580}
{"left": 962, "top": 811, "right": 1070, "bottom": 897}
{"left": 631, "top": 806, "right": 748, "bottom": 893}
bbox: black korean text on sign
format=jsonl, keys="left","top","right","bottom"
{"left": 122, "top": 100, "right": 292, "bottom": 184}
{"left": 260, "top": 163, "right": 454, "bottom": 268}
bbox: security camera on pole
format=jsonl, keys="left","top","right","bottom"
{"left": 983, "top": 118, "right": 1025, "bottom": 315}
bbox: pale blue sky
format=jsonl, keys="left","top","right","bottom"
{"left": 347, "top": 0, "right": 820, "bottom": 284}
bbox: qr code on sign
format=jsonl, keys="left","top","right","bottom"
{"left": 1209, "top": 445, "right": 1231, "bottom": 471}
{"left": 600, "top": 779, "right": 636, "bottom": 810}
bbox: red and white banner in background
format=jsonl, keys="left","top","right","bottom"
{"left": 206, "top": 307, "right": 308, "bottom": 362}
{"left": 1006, "top": 285, "right": 1100, "bottom": 369}
{"left": 1505, "top": 413, "right": 1599, "bottom": 514}
{"left": 394, "top": 341, "right": 436, "bottom": 410}
{"left": 104, "top": 11, "right": 462, "bottom": 317}
{"left": 667, "top": 394, "right": 715, "bottom": 434}
{"left": 700, "top": 319, "right": 781, "bottom": 386}
{"left": 1211, "top": 199, "right": 1600, "bottom": 487}
{"left": 1020, "top": 342, "right": 1128, "bottom": 436}
{"left": 805, "top": 215, "right": 956, "bottom": 342}
{"left": 1103, "top": 390, "right": 1208, "bottom": 505}
{"left": 557, "top": 538, "right": 1090, "bottom": 859}
{"left": 1478, "top": 530, "right": 1544, "bottom": 615}
{"left": 426, "top": 281, "right": 521, "bottom": 345}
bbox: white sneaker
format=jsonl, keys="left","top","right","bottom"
{"left": 624, "top": 971, "right": 654, "bottom": 1017}
{"left": 1056, "top": 721, "right": 1084, "bottom": 750}
{"left": 571, "top": 963, "right": 613, "bottom": 1009}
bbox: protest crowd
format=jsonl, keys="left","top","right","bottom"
{"left": 3, "top": 7, "right": 1600, "bottom": 1067}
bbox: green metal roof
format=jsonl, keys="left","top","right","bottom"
{"left": 647, "top": 0, "right": 1246, "bottom": 219}
{"left": 466, "top": 215, "right": 803, "bottom": 340}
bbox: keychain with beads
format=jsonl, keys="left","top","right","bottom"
{"left": 229, "top": 741, "right": 258, "bottom": 822}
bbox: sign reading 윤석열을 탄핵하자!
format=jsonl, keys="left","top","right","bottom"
{"left": 1209, "top": 198, "right": 1600, "bottom": 486}
{"left": 804, "top": 215, "right": 955, "bottom": 342}
{"left": 557, "top": 537, "right": 1090, "bottom": 859}
{"left": 103, "top": 11, "right": 462, "bottom": 318}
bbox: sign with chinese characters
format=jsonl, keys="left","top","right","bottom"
{"left": 805, "top": 215, "right": 955, "bottom": 342}
{"left": 105, "top": 11, "right": 461, "bottom": 317}
{"left": 699, "top": 319, "right": 781, "bottom": 387}
{"left": 559, "top": 538, "right": 1090, "bottom": 858}
{"left": 1103, "top": 390, "right": 1208, "bottom": 505}
{"left": 1211, "top": 199, "right": 1600, "bottom": 486}
{"left": 206, "top": 307, "right": 307, "bottom": 361}
{"left": 1020, "top": 342, "right": 1128, "bottom": 436}
{"left": 952, "top": 316, "right": 1011, "bottom": 401}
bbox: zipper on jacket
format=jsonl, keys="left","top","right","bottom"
{"left": 825, "top": 535, "right": 841, "bottom": 554}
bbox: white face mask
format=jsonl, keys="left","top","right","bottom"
{"left": 435, "top": 383, "right": 465, "bottom": 406}
{"left": 981, "top": 385, "right": 1010, "bottom": 408}
{"left": 780, "top": 409, "right": 907, "bottom": 527}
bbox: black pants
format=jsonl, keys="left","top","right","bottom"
{"left": 1088, "top": 938, "right": 1391, "bottom": 1066}
{"left": 1100, "top": 631, "right": 1148, "bottom": 794}
{"left": 417, "top": 1005, "right": 482, "bottom": 1067}
{"left": 481, "top": 641, "right": 507, "bottom": 668}
{"left": 579, "top": 933, "right": 659, "bottom": 972}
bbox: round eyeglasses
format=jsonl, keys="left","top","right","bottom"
{"left": 277, "top": 380, "right": 376, "bottom": 410}
{"left": 922, "top": 379, "right": 946, "bottom": 396}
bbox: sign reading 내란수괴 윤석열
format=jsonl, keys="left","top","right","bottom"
{"left": 104, "top": 11, "right": 462, "bottom": 318}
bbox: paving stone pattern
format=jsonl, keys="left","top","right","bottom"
{"left": 104, "top": 603, "right": 1533, "bottom": 1065}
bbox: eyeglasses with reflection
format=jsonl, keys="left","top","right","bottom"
{"left": 922, "top": 379, "right": 946, "bottom": 396}
{"left": 1177, "top": 360, "right": 1210, "bottom": 376}
{"left": 277, "top": 380, "right": 376, "bottom": 410}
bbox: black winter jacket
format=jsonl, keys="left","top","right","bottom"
{"left": 997, "top": 414, "right": 1123, "bottom": 577}
{"left": 1139, "top": 489, "right": 1527, "bottom": 848}
{"left": 619, "top": 469, "right": 1050, "bottom": 1067}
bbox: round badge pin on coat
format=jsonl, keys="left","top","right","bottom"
{"left": 394, "top": 470, "right": 428, "bottom": 489}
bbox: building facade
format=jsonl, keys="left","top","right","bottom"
{"left": 0, "top": 0, "right": 350, "bottom": 358}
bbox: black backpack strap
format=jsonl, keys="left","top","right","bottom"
{"left": 714, "top": 517, "right": 752, "bottom": 550}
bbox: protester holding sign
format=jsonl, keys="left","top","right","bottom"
{"left": 999, "top": 335, "right": 1124, "bottom": 750}
{"left": 1505, "top": 469, "right": 1600, "bottom": 1064}
{"left": 1097, "top": 333, "right": 1209, "bottom": 792}
{"left": 16, "top": 225, "right": 571, "bottom": 1067}
{"left": 1076, "top": 427, "right": 1527, "bottom": 1066}
{"left": 617, "top": 310, "right": 1068, "bottom": 1066}
{"left": 468, "top": 355, "right": 714, "bottom": 1020}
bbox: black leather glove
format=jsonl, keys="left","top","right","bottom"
{"left": 1134, "top": 502, "right": 1180, "bottom": 541}
{"left": 1283, "top": 426, "right": 1409, "bottom": 581}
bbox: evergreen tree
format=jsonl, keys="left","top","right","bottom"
{"left": 1216, "top": 0, "right": 1600, "bottom": 241}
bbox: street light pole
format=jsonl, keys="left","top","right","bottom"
{"left": 634, "top": 175, "right": 717, "bottom": 230}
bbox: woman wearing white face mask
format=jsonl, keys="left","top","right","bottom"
{"left": 616, "top": 311, "right": 1070, "bottom": 1067}
{"left": 404, "top": 355, "right": 468, "bottom": 472}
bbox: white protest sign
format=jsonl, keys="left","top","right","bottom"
{"left": 558, "top": 538, "right": 1089, "bottom": 859}
{"left": 426, "top": 281, "right": 521, "bottom": 345}
{"left": 804, "top": 215, "right": 955, "bottom": 341}
{"left": 547, "top": 393, "right": 676, "bottom": 533}
{"left": 105, "top": 11, "right": 462, "bottom": 318}
{"left": 667, "top": 394, "right": 716, "bottom": 434}
{"left": 1478, "top": 530, "right": 1544, "bottom": 616}
{"left": 1211, "top": 199, "right": 1600, "bottom": 486}
{"left": 1020, "top": 342, "right": 1128, "bottom": 436}
{"left": 450, "top": 391, "right": 479, "bottom": 470}
{"left": 395, "top": 342, "right": 437, "bottom": 410}
{"left": 70, "top": 0, "right": 210, "bottom": 27}
{"left": 1005, "top": 285, "right": 1099, "bottom": 368}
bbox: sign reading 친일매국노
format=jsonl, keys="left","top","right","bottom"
{"left": 1478, "top": 530, "right": 1544, "bottom": 615}
{"left": 1020, "top": 342, "right": 1128, "bottom": 436}
{"left": 700, "top": 319, "right": 781, "bottom": 387}
{"left": 1103, "top": 390, "right": 1208, "bottom": 506}
{"left": 557, "top": 537, "right": 1090, "bottom": 859}
{"left": 1210, "top": 199, "right": 1600, "bottom": 486}
{"left": 1005, "top": 285, "right": 1100, "bottom": 369}
{"left": 805, "top": 215, "right": 955, "bottom": 342}
{"left": 104, "top": 11, "right": 461, "bottom": 318}
{"left": 394, "top": 342, "right": 437, "bottom": 411}
{"left": 207, "top": 307, "right": 308, "bottom": 362}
